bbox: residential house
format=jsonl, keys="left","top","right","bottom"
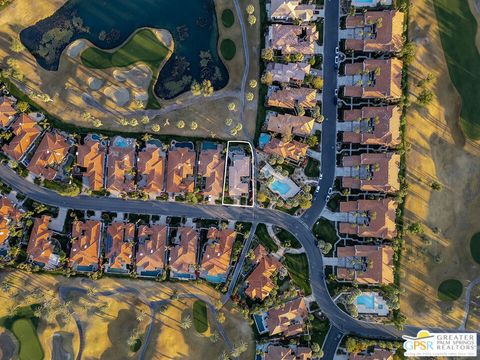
{"left": 137, "top": 143, "right": 166, "bottom": 197}
{"left": 200, "top": 228, "right": 236, "bottom": 283}
{"left": 136, "top": 224, "right": 167, "bottom": 277}
{"left": 345, "top": 10, "right": 404, "bottom": 53}
{"left": 267, "top": 87, "right": 318, "bottom": 110}
{"left": 245, "top": 246, "right": 282, "bottom": 300}
{"left": 169, "top": 227, "right": 198, "bottom": 279}
{"left": 27, "top": 131, "right": 70, "bottom": 180}
{"left": 342, "top": 106, "right": 401, "bottom": 147}
{"left": 104, "top": 222, "right": 135, "bottom": 273}
{"left": 0, "top": 197, "right": 22, "bottom": 253}
{"left": 228, "top": 153, "right": 251, "bottom": 200}
{"left": 198, "top": 144, "right": 225, "bottom": 201}
{"left": 69, "top": 220, "right": 102, "bottom": 272}
{"left": 76, "top": 135, "right": 106, "bottom": 191}
{"left": 341, "top": 152, "right": 400, "bottom": 193}
{"left": 267, "top": 112, "right": 314, "bottom": 137}
{"left": 266, "top": 62, "right": 311, "bottom": 84}
{"left": 266, "top": 297, "right": 308, "bottom": 337}
{"left": 268, "top": 24, "right": 319, "bottom": 55}
{"left": 0, "top": 96, "right": 17, "bottom": 129}
{"left": 336, "top": 245, "right": 394, "bottom": 285}
{"left": 339, "top": 199, "right": 397, "bottom": 239}
{"left": 343, "top": 59, "right": 403, "bottom": 99}
{"left": 265, "top": 345, "right": 313, "bottom": 360}
{"left": 2, "top": 114, "right": 42, "bottom": 161}
{"left": 166, "top": 147, "right": 195, "bottom": 194}
{"left": 26, "top": 215, "right": 59, "bottom": 268}
{"left": 269, "top": 0, "right": 320, "bottom": 22}
{"left": 264, "top": 138, "right": 308, "bottom": 163}
{"left": 106, "top": 137, "right": 136, "bottom": 195}
{"left": 349, "top": 347, "right": 395, "bottom": 360}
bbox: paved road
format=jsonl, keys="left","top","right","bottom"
{"left": 321, "top": 325, "right": 343, "bottom": 360}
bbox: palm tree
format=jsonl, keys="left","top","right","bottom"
{"left": 218, "top": 351, "right": 230, "bottom": 360}
{"left": 142, "top": 133, "right": 152, "bottom": 142}
{"left": 180, "top": 314, "right": 192, "bottom": 329}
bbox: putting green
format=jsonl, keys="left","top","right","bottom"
{"left": 220, "top": 39, "right": 236, "bottom": 61}
{"left": 470, "top": 232, "right": 480, "bottom": 264}
{"left": 437, "top": 279, "right": 463, "bottom": 301}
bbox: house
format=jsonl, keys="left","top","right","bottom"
{"left": 137, "top": 143, "right": 166, "bottom": 197}
{"left": 266, "top": 297, "right": 308, "bottom": 337}
{"left": 342, "top": 106, "right": 401, "bottom": 147}
{"left": 26, "top": 215, "right": 59, "bottom": 268}
{"left": 266, "top": 62, "right": 311, "bottom": 83}
{"left": 269, "top": 0, "right": 320, "bottom": 22}
{"left": 198, "top": 144, "right": 225, "bottom": 200}
{"left": 169, "top": 227, "right": 198, "bottom": 279}
{"left": 349, "top": 347, "right": 395, "bottom": 360}
{"left": 76, "top": 135, "right": 106, "bottom": 191}
{"left": 264, "top": 138, "right": 308, "bottom": 163}
{"left": 0, "top": 197, "right": 22, "bottom": 253}
{"left": 268, "top": 24, "right": 319, "bottom": 55}
{"left": 245, "top": 247, "right": 282, "bottom": 300}
{"left": 336, "top": 245, "right": 394, "bottom": 285}
{"left": 345, "top": 10, "right": 404, "bottom": 53}
{"left": 104, "top": 222, "right": 135, "bottom": 273}
{"left": 266, "top": 112, "right": 314, "bottom": 137}
{"left": 27, "top": 131, "right": 70, "bottom": 180}
{"left": 106, "top": 137, "right": 136, "bottom": 195}
{"left": 166, "top": 147, "right": 195, "bottom": 194}
{"left": 343, "top": 59, "right": 403, "bottom": 99}
{"left": 69, "top": 220, "right": 102, "bottom": 272}
{"left": 265, "top": 345, "right": 313, "bottom": 360}
{"left": 2, "top": 114, "right": 42, "bottom": 161}
{"left": 0, "top": 96, "right": 17, "bottom": 129}
{"left": 267, "top": 87, "right": 318, "bottom": 109}
{"left": 339, "top": 198, "right": 397, "bottom": 239}
{"left": 136, "top": 224, "right": 167, "bottom": 277}
{"left": 341, "top": 152, "right": 400, "bottom": 193}
{"left": 228, "top": 153, "right": 251, "bottom": 199}
{"left": 200, "top": 228, "right": 236, "bottom": 283}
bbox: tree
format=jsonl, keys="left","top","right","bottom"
{"left": 310, "top": 76, "right": 324, "bottom": 90}
{"left": 131, "top": 99, "right": 144, "bottom": 110}
{"left": 249, "top": 79, "right": 258, "bottom": 88}
{"left": 177, "top": 120, "right": 185, "bottom": 129}
{"left": 248, "top": 14, "right": 256, "bottom": 26}
{"left": 246, "top": 4, "right": 254, "bottom": 14}
{"left": 407, "top": 222, "right": 424, "bottom": 234}
{"left": 10, "top": 36, "right": 25, "bottom": 53}
{"left": 151, "top": 123, "right": 161, "bottom": 132}
{"left": 217, "top": 311, "right": 226, "bottom": 323}
{"left": 299, "top": 199, "right": 312, "bottom": 209}
{"left": 261, "top": 48, "right": 274, "bottom": 62}
{"left": 130, "top": 118, "right": 139, "bottom": 127}
{"left": 292, "top": 53, "right": 304, "bottom": 62}
{"left": 246, "top": 92, "right": 254, "bottom": 101}
{"left": 228, "top": 102, "right": 236, "bottom": 111}
{"left": 398, "top": 41, "right": 416, "bottom": 65}
{"left": 16, "top": 101, "right": 29, "bottom": 113}
{"left": 190, "top": 121, "right": 198, "bottom": 131}
{"left": 295, "top": 105, "right": 305, "bottom": 116}
{"left": 201, "top": 80, "right": 214, "bottom": 97}
{"left": 92, "top": 118, "right": 103, "bottom": 128}
{"left": 306, "top": 135, "right": 319, "bottom": 147}
{"left": 257, "top": 192, "right": 267, "bottom": 203}
{"left": 231, "top": 340, "right": 248, "bottom": 357}
{"left": 218, "top": 351, "right": 230, "bottom": 360}
{"left": 142, "top": 133, "right": 152, "bottom": 142}
{"left": 180, "top": 314, "right": 192, "bottom": 329}
{"left": 191, "top": 81, "right": 202, "bottom": 96}
{"left": 141, "top": 115, "right": 150, "bottom": 125}
{"left": 430, "top": 181, "right": 442, "bottom": 191}
{"left": 417, "top": 88, "right": 434, "bottom": 105}
{"left": 225, "top": 118, "right": 233, "bottom": 126}
{"left": 261, "top": 71, "right": 273, "bottom": 85}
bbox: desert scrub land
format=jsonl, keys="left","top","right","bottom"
{"left": 401, "top": 0, "right": 480, "bottom": 331}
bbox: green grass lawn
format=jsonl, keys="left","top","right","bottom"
{"left": 221, "top": 9, "right": 235, "bottom": 28}
{"left": 275, "top": 228, "right": 302, "bottom": 249}
{"left": 304, "top": 158, "right": 320, "bottom": 177}
{"left": 220, "top": 39, "right": 236, "bottom": 60}
{"left": 192, "top": 300, "right": 208, "bottom": 333}
{"left": 255, "top": 223, "right": 279, "bottom": 252}
{"left": 310, "top": 317, "right": 330, "bottom": 346}
{"left": 283, "top": 253, "right": 312, "bottom": 296}
{"left": 312, "top": 218, "right": 337, "bottom": 244}
{"left": 437, "top": 279, "right": 463, "bottom": 301}
{"left": 470, "top": 232, "right": 480, "bottom": 264}
{"left": 434, "top": 0, "right": 480, "bottom": 139}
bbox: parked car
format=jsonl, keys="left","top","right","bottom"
{"left": 328, "top": 187, "right": 333, "bottom": 194}
{"left": 335, "top": 46, "right": 339, "bottom": 54}
{"left": 325, "top": 194, "right": 331, "bottom": 201}
{"left": 319, "top": 173, "right": 323, "bottom": 180}
{"left": 334, "top": 88, "right": 338, "bottom": 96}
{"left": 315, "top": 185, "right": 320, "bottom": 193}
{"left": 334, "top": 55, "right": 339, "bottom": 64}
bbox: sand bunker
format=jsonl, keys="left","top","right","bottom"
{"left": 133, "top": 90, "right": 148, "bottom": 102}
{"left": 114, "top": 64, "right": 152, "bottom": 89}
{"left": 103, "top": 86, "right": 130, "bottom": 106}
{"left": 113, "top": 70, "right": 127, "bottom": 82}
{"left": 88, "top": 77, "right": 104, "bottom": 90}
{"left": 66, "top": 39, "right": 87, "bottom": 58}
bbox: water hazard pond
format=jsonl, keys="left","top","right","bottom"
{"left": 19, "top": 0, "right": 229, "bottom": 99}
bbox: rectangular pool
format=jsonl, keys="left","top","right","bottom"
{"left": 356, "top": 294, "right": 375, "bottom": 309}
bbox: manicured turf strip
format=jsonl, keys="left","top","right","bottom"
{"left": 192, "top": 300, "right": 208, "bottom": 333}
{"left": 470, "top": 232, "right": 480, "bottom": 264}
{"left": 276, "top": 228, "right": 302, "bottom": 249}
{"left": 304, "top": 158, "right": 320, "bottom": 177}
{"left": 437, "top": 279, "right": 463, "bottom": 301}
{"left": 434, "top": 0, "right": 480, "bottom": 139}
{"left": 312, "top": 218, "right": 337, "bottom": 244}
{"left": 220, "top": 39, "right": 236, "bottom": 60}
{"left": 283, "top": 253, "right": 312, "bottom": 296}
{"left": 221, "top": 9, "right": 235, "bottom": 28}
{"left": 255, "top": 223, "right": 279, "bottom": 252}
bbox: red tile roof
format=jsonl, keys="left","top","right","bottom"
{"left": 0, "top": 97, "right": 16, "bottom": 128}
{"left": 27, "top": 132, "right": 70, "bottom": 180}
{"left": 245, "top": 252, "right": 282, "bottom": 300}
{"left": 0, "top": 197, "right": 22, "bottom": 247}
{"left": 106, "top": 139, "right": 136, "bottom": 194}
{"left": 2, "top": 114, "right": 42, "bottom": 161}
{"left": 201, "top": 228, "right": 236, "bottom": 277}
{"left": 169, "top": 227, "right": 198, "bottom": 275}
{"left": 264, "top": 138, "right": 308, "bottom": 162}
{"left": 105, "top": 222, "right": 134, "bottom": 271}
{"left": 76, "top": 137, "right": 106, "bottom": 191}
{"left": 267, "top": 87, "right": 318, "bottom": 109}
{"left": 27, "top": 215, "right": 55, "bottom": 266}
{"left": 138, "top": 144, "right": 165, "bottom": 196}
{"left": 266, "top": 297, "right": 308, "bottom": 337}
{"left": 166, "top": 147, "right": 195, "bottom": 193}
{"left": 136, "top": 224, "right": 167, "bottom": 273}
{"left": 198, "top": 145, "right": 225, "bottom": 198}
{"left": 69, "top": 220, "right": 101, "bottom": 270}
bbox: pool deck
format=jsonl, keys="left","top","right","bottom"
{"left": 355, "top": 292, "right": 389, "bottom": 316}
{"left": 260, "top": 163, "right": 300, "bottom": 200}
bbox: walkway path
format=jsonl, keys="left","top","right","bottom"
{"left": 459, "top": 277, "right": 480, "bottom": 330}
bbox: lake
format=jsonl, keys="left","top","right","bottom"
{"left": 19, "top": 0, "right": 229, "bottom": 99}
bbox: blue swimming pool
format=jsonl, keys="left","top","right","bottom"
{"left": 253, "top": 314, "right": 267, "bottom": 333}
{"left": 258, "top": 133, "right": 271, "bottom": 148}
{"left": 202, "top": 141, "right": 219, "bottom": 150}
{"left": 356, "top": 294, "right": 375, "bottom": 309}
{"left": 271, "top": 180, "right": 291, "bottom": 196}
{"left": 113, "top": 137, "right": 130, "bottom": 148}
{"left": 91, "top": 134, "right": 101, "bottom": 141}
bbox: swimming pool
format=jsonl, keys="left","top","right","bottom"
{"left": 113, "top": 137, "right": 131, "bottom": 148}
{"left": 253, "top": 314, "right": 267, "bottom": 333}
{"left": 271, "top": 180, "right": 291, "bottom": 196}
{"left": 258, "top": 133, "right": 271, "bottom": 148}
{"left": 356, "top": 294, "right": 375, "bottom": 309}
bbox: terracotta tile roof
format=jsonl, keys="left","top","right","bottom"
{"left": 339, "top": 198, "right": 397, "bottom": 239}
{"left": 0, "top": 197, "right": 22, "bottom": 247}
{"left": 270, "top": 0, "right": 317, "bottom": 21}
{"left": 267, "top": 62, "right": 311, "bottom": 83}
{"left": 296, "top": 347, "right": 313, "bottom": 360}
{"left": 265, "top": 346, "right": 295, "bottom": 360}
{"left": 0, "top": 97, "right": 17, "bottom": 128}
{"left": 27, "top": 132, "right": 70, "bottom": 180}
{"left": 342, "top": 106, "right": 401, "bottom": 147}
{"left": 228, "top": 154, "right": 251, "bottom": 197}
{"left": 76, "top": 137, "right": 106, "bottom": 191}
{"left": 337, "top": 245, "right": 394, "bottom": 285}
{"left": 267, "top": 113, "right": 314, "bottom": 137}
{"left": 69, "top": 220, "right": 101, "bottom": 270}
{"left": 169, "top": 227, "right": 198, "bottom": 275}
{"left": 264, "top": 138, "right": 308, "bottom": 162}
{"left": 198, "top": 145, "right": 225, "bottom": 198}
{"left": 270, "top": 24, "right": 319, "bottom": 55}
{"left": 106, "top": 138, "right": 136, "bottom": 194}
{"left": 27, "top": 215, "right": 55, "bottom": 266}
{"left": 201, "top": 228, "right": 236, "bottom": 277}
{"left": 138, "top": 144, "right": 165, "bottom": 196}
{"left": 2, "top": 114, "right": 42, "bottom": 161}
{"left": 166, "top": 147, "right": 195, "bottom": 193}
{"left": 105, "top": 222, "right": 135, "bottom": 271}
{"left": 266, "top": 297, "right": 308, "bottom": 337}
{"left": 245, "top": 252, "right": 282, "bottom": 300}
{"left": 344, "top": 59, "right": 403, "bottom": 99}
{"left": 342, "top": 152, "right": 400, "bottom": 192}
{"left": 345, "top": 10, "right": 404, "bottom": 52}
{"left": 136, "top": 224, "right": 167, "bottom": 272}
{"left": 349, "top": 348, "right": 395, "bottom": 360}
{"left": 267, "top": 87, "right": 318, "bottom": 109}
{"left": 253, "top": 244, "right": 269, "bottom": 262}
